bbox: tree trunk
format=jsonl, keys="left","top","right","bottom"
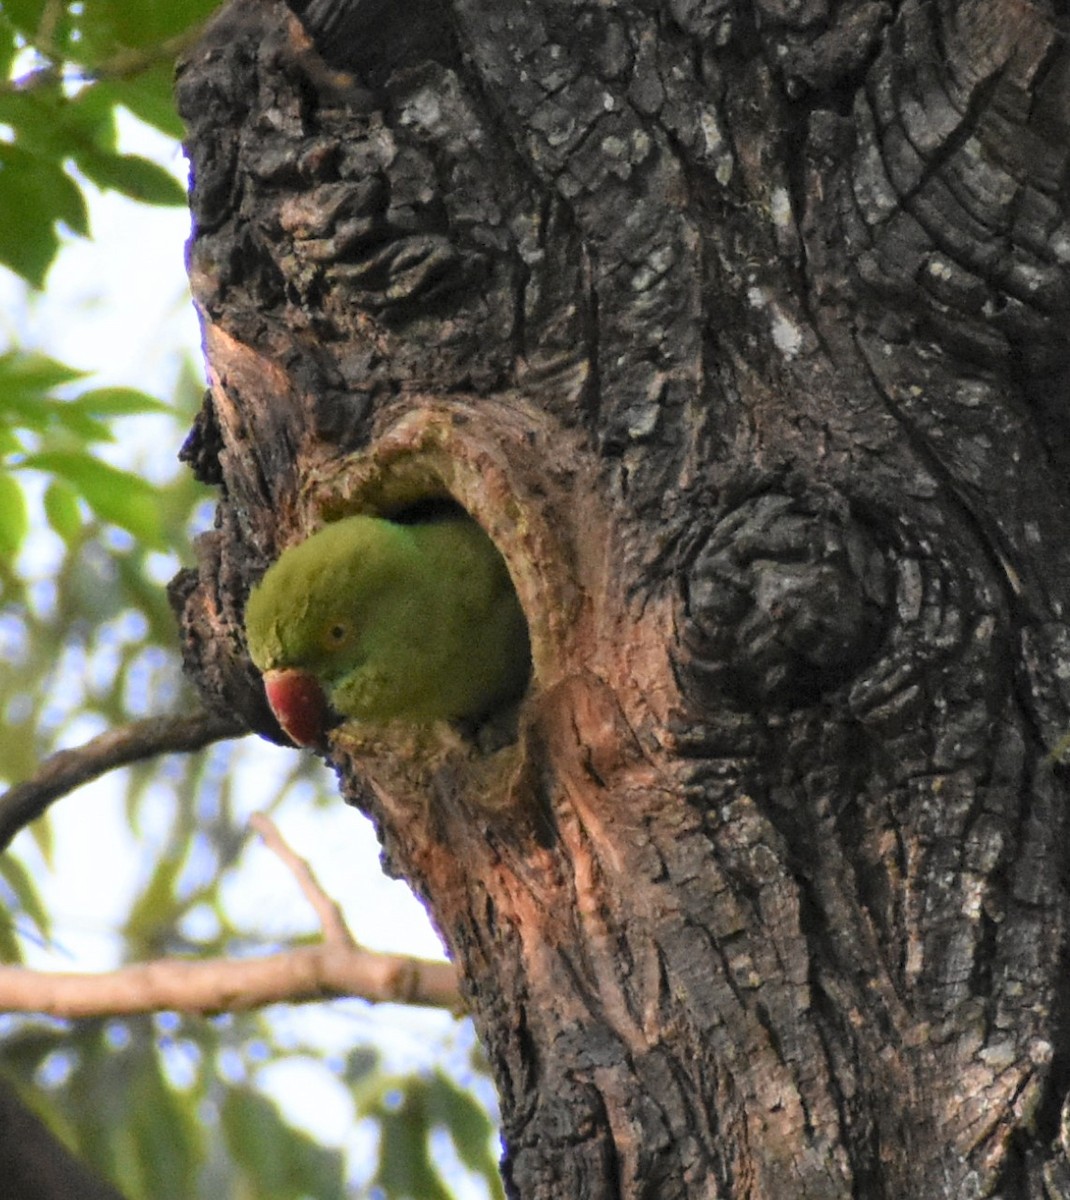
{"left": 171, "top": 0, "right": 1070, "bottom": 1194}
{"left": 0, "top": 1080, "right": 126, "bottom": 1200}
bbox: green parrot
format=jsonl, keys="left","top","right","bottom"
{"left": 244, "top": 511, "right": 530, "bottom": 747}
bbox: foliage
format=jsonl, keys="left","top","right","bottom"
{"left": 0, "top": 3, "right": 503, "bottom": 1198}
{"left": 0, "top": 0, "right": 206, "bottom": 286}
{"left": 2, "top": 1008, "right": 503, "bottom": 1200}
{"left": 359, "top": 1067, "right": 505, "bottom": 1200}
{"left": 0, "top": 358, "right": 213, "bottom": 935}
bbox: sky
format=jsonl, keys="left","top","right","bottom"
{"left": 0, "top": 111, "right": 497, "bottom": 1195}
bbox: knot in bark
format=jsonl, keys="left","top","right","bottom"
{"left": 680, "top": 493, "right": 889, "bottom": 710}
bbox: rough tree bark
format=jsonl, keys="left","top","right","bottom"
{"left": 171, "top": 0, "right": 1070, "bottom": 1195}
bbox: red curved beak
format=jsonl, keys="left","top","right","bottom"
{"left": 263, "top": 668, "right": 329, "bottom": 748}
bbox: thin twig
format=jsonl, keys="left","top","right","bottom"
{"left": 251, "top": 813, "right": 357, "bottom": 949}
{"left": 0, "top": 947, "right": 462, "bottom": 1017}
{"left": 0, "top": 711, "right": 247, "bottom": 853}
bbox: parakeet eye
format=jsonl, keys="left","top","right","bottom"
{"left": 323, "top": 621, "right": 351, "bottom": 649}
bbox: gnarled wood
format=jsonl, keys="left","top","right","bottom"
{"left": 173, "top": 0, "right": 1070, "bottom": 1194}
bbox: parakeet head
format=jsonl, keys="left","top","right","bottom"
{"left": 244, "top": 512, "right": 530, "bottom": 746}
{"left": 245, "top": 517, "right": 405, "bottom": 679}
{"left": 244, "top": 516, "right": 416, "bottom": 745}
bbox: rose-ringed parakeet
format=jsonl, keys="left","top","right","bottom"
{"left": 244, "top": 511, "right": 530, "bottom": 747}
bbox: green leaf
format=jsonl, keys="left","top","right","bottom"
{"left": 0, "top": 720, "right": 42, "bottom": 794}
{"left": 0, "top": 144, "right": 89, "bottom": 284}
{"left": 0, "top": 86, "right": 116, "bottom": 164}
{"left": 77, "top": 149, "right": 186, "bottom": 206}
{"left": 0, "top": 204, "right": 56, "bottom": 287}
{"left": 19, "top": 451, "right": 164, "bottom": 547}
{"left": 28, "top": 806, "right": 53, "bottom": 863}
{"left": 54, "top": 407, "right": 114, "bottom": 443}
{"left": 0, "top": 0, "right": 48, "bottom": 39}
{"left": 71, "top": 387, "right": 171, "bottom": 417}
{"left": 32, "top": 385, "right": 171, "bottom": 446}
{"left": 125, "top": 1055, "right": 204, "bottom": 1200}
{"left": 0, "top": 350, "right": 87, "bottom": 393}
{"left": 43, "top": 478, "right": 84, "bottom": 542}
{"left": 0, "top": 472, "right": 28, "bottom": 559}
{"left": 0, "top": 360, "right": 169, "bottom": 450}
{"left": 0, "top": 13, "right": 18, "bottom": 80}
{"left": 64, "top": 81, "right": 122, "bottom": 154}
{"left": 0, "top": 852, "right": 51, "bottom": 942}
{"left": 0, "top": 154, "right": 63, "bottom": 284}
{"left": 93, "top": 68, "right": 185, "bottom": 139}
{"left": 221, "top": 1086, "right": 345, "bottom": 1200}
{"left": 0, "top": 423, "right": 24, "bottom": 455}
{"left": 79, "top": 0, "right": 219, "bottom": 52}
{"left": 122, "top": 848, "right": 182, "bottom": 943}
{"left": 345, "top": 1046, "right": 380, "bottom": 1086}
{"left": 427, "top": 1070, "right": 504, "bottom": 1198}
{"left": 114, "top": 550, "right": 181, "bottom": 646}
{"left": 367, "top": 1077, "right": 452, "bottom": 1200}
{"left": 0, "top": 1025, "right": 69, "bottom": 1078}
{"left": 0, "top": 916, "right": 22, "bottom": 964}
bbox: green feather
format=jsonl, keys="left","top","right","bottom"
{"left": 245, "top": 513, "right": 530, "bottom": 724}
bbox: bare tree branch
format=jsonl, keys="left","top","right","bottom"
{"left": 0, "top": 812, "right": 461, "bottom": 1017}
{"left": 0, "top": 711, "right": 247, "bottom": 853}
{"left": 251, "top": 812, "right": 356, "bottom": 948}
{"left": 0, "top": 945, "right": 461, "bottom": 1016}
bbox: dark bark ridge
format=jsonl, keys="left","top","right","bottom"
{"left": 172, "top": 0, "right": 1070, "bottom": 1195}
